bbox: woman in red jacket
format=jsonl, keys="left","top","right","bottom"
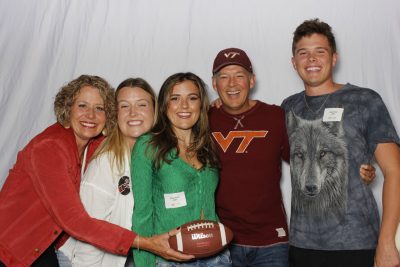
{"left": 0, "top": 75, "right": 193, "bottom": 267}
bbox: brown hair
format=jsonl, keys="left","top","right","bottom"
{"left": 150, "top": 72, "right": 219, "bottom": 169}
{"left": 54, "top": 74, "right": 116, "bottom": 135}
{"left": 292, "top": 18, "right": 336, "bottom": 55}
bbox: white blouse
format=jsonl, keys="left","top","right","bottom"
{"left": 59, "top": 151, "right": 134, "bottom": 267}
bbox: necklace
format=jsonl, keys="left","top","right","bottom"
{"left": 177, "top": 138, "right": 200, "bottom": 169}
{"left": 185, "top": 151, "right": 201, "bottom": 169}
{"left": 303, "top": 92, "right": 331, "bottom": 114}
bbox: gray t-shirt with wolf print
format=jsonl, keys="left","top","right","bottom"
{"left": 281, "top": 83, "right": 399, "bottom": 250}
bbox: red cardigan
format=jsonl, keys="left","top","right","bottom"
{"left": 0, "top": 123, "right": 136, "bottom": 267}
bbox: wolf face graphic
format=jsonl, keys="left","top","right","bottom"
{"left": 286, "top": 112, "right": 348, "bottom": 219}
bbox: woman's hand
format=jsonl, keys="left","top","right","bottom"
{"left": 133, "top": 229, "right": 194, "bottom": 261}
{"left": 211, "top": 98, "right": 223, "bottom": 108}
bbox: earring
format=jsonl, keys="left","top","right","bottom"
{"left": 102, "top": 129, "right": 107, "bottom": 136}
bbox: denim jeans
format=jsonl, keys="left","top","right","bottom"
{"left": 56, "top": 248, "right": 135, "bottom": 267}
{"left": 229, "top": 243, "right": 289, "bottom": 267}
{"left": 155, "top": 249, "right": 232, "bottom": 267}
{"left": 56, "top": 249, "right": 72, "bottom": 267}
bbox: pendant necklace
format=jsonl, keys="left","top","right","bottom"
{"left": 303, "top": 92, "right": 331, "bottom": 114}
{"left": 178, "top": 138, "right": 197, "bottom": 169}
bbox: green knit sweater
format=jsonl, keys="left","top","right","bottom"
{"left": 131, "top": 134, "right": 219, "bottom": 266}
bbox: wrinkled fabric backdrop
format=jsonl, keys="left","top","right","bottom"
{"left": 1, "top": 0, "right": 399, "bottom": 219}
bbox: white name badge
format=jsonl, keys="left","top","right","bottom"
{"left": 164, "top": 192, "right": 187, "bottom": 209}
{"left": 322, "top": 108, "right": 344, "bottom": 122}
{"left": 276, "top": 227, "right": 287, "bottom": 237}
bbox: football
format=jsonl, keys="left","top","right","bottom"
{"left": 168, "top": 219, "right": 233, "bottom": 258}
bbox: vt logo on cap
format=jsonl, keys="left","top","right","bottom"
{"left": 224, "top": 52, "right": 240, "bottom": 59}
{"left": 213, "top": 48, "right": 253, "bottom": 74}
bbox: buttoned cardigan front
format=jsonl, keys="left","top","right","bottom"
{"left": 131, "top": 134, "right": 219, "bottom": 266}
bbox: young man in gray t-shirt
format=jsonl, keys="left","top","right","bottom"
{"left": 281, "top": 18, "right": 400, "bottom": 267}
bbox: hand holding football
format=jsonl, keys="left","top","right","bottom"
{"left": 168, "top": 220, "right": 233, "bottom": 258}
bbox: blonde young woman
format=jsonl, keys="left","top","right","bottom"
{"left": 58, "top": 78, "right": 160, "bottom": 266}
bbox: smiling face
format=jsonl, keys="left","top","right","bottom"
{"left": 117, "top": 86, "right": 155, "bottom": 148}
{"left": 212, "top": 64, "right": 255, "bottom": 115}
{"left": 70, "top": 86, "right": 106, "bottom": 150}
{"left": 166, "top": 80, "right": 201, "bottom": 136}
{"left": 292, "top": 33, "right": 337, "bottom": 93}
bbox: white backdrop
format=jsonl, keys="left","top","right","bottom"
{"left": 1, "top": 0, "right": 399, "bottom": 219}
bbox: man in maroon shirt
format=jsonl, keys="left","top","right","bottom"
{"left": 209, "top": 48, "right": 376, "bottom": 267}
{"left": 209, "top": 48, "right": 290, "bottom": 266}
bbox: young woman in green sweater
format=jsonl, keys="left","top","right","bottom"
{"left": 131, "top": 72, "right": 232, "bottom": 266}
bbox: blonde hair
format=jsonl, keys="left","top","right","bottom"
{"left": 94, "top": 78, "right": 156, "bottom": 174}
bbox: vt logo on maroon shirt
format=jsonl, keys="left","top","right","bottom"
{"left": 212, "top": 131, "right": 268, "bottom": 153}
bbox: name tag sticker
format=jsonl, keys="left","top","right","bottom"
{"left": 164, "top": 192, "right": 187, "bottom": 209}
{"left": 322, "top": 108, "right": 344, "bottom": 122}
{"left": 276, "top": 228, "right": 286, "bottom": 237}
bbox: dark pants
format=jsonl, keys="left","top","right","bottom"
{"left": 32, "top": 245, "right": 60, "bottom": 267}
{"left": 0, "top": 245, "right": 59, "bottom": 267}
{"left": 289, "top": 245, "right": 375, "bottom": 267}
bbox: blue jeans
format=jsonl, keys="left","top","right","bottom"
{"left": 229, "top": 243, "right": 289, "bottom": 267}
{"left": 56, "top": 249, "right": 135, "bottom": 267}
{"left": 155, "top": 249, "right": 231, "bottom": 267}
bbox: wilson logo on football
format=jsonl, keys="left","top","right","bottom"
{"left": 192, "top": 233, "right": 214, "bottom": 240}
{"left": 212, "top": 131, "right": 268, "bottom": 153}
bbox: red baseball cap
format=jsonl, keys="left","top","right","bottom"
{"left": 212, "top": 48, "right": 253, "bottom": 74}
